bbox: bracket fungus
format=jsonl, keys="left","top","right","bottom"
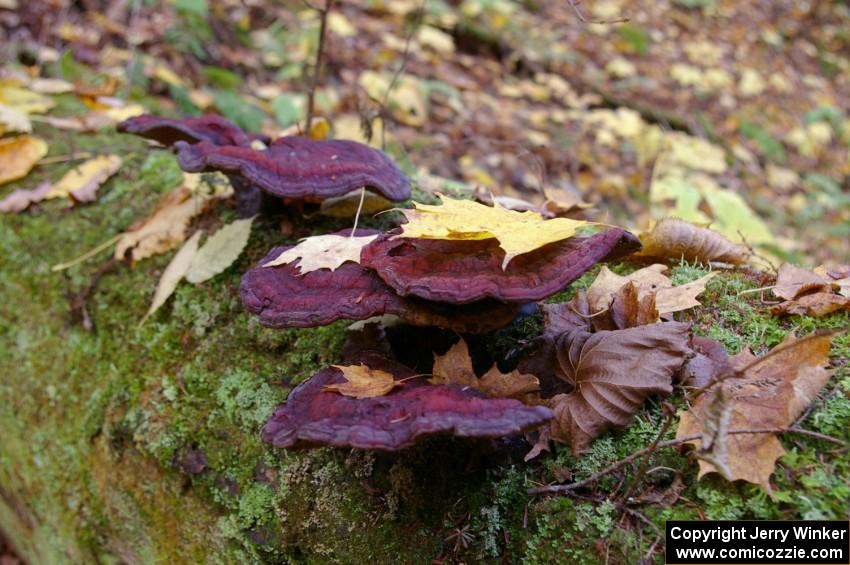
{"left": 361, "top": 228, "right": 641, "bottom": 303}
{"left": 118, "top": 114, "right": 268, "bottom": 148}
{"left": 240, "top": 242, "right": 521, "bottom": 334}
{"left": 262, "top": 354, "right": 553, "bottom": 450}
{"left": 175, "top": 135, "right": 411, "bottom": 202}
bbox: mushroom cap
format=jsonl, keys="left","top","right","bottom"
{"left": 175, "top": 136, "right": 411, "bottom": 202}
{"left": 262, "top": 354, "right": 553, "bottom": 450}
{"left": 239, "top": 242, "right": 521, "bottom": 334}
{"left": 360, "top": 228, "right": 642, "bottom": 304}
{"left": 117, "top": 114, "right": 268, "bottom": 147}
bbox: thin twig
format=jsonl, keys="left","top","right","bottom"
{"left": 618, "top": 405, "right": 675, "bottom": 503}
{"left": 305, "top": 0, "right": 334, "bottom": 135}
{"left": 527, "top": 427, "right": 845, "bottom": 495}
{"left": 51, "top": 234, "right": 122, "bottom": 272}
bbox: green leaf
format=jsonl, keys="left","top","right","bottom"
{"left": 175, "top": 0, "right": 208, "bottom": 17}
{"left": 740, "top": 122, "right": 785, "bottom": 163}
{"left": 203, "top": 66, "right": 242, "bottom": 90}
{"left": 271, "top": 94, "right": 303, "bottom": 127}
{"left": 617, "top": 24, "right": 651, "bottom": 56}
{"left": 213, "top": 90, "right": 265, "bottom": 133}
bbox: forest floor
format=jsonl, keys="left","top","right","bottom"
{"left": 1, "top": 1, "right": 850, "bottom": 563}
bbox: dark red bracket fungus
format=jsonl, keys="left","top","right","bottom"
{"left": 360, "top": 228, "right": 641, "bottom": 304}
{"left": 118, "top": 114, "right": 269, "bottom": 147}
{"left": 262, "top": 355, "right": 553, "bottom": 450}
{"left": 240, "top": 244, "right": 520, "bottom": 334}
{"left": 175, "top": 136, "right": 412, "bottom": 202}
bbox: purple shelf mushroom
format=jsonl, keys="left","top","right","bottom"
{"left": 360, "top": 228, "right": 641, "bottom": 304}
{"left": 262, "top": 354, "right": 553, "bottom": 450}
{"left": 175, "top": 136, "right": 411, "bottom": 202}
{"left": 118, "top": 114, "right": 268, "bottom": 147}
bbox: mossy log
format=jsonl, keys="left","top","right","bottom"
{"left": 2, "top": 132, "right": 849, "bottom": 564}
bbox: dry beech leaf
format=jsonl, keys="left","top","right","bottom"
{"left": 324, "top": 364, "right": 400, "bottom": 398}
{"left": 773, "top": 263, "right": 833, "bottom": 301}
{"left": 141, "top": 230, "right": 202, "bottom": 325}
{"left": 638, "top": 218, "right": 747, "bottom": 264}
{"left": 262, "top": 233, "right": 378, "bottom": 273}
{"left": 587, "top": 264, "right": 715, "bottom": 317}
{"left": 0, "top": 181, "right": 52, "bottom": 213}
{"left": 47, "top": 154, "right": 122, "bottom": 202}
{"left": 431, "top": 338, "right": 540, "bottom": 401}
{"left": 115, "top": 173, "right": 231, "bottom": 263}
{"left": 549, "top": 322, "right": 691, "bottom": 453}
{"left": 185, "top": 217, "right": 254, "bottom": 284}
{"left": 0, "top": 86, "right": 55, "bottom": 114}
{"left": 398, "top": 194, "right": 591, "bottom": 268}
{"left": 771, "top": 292, "right": 850, "bottom": 317}
{"left": 0, "top": 135, "right": 48, "bottom": 185}
{"left": 676, "top": 333, "right": 836, "bottom": 489}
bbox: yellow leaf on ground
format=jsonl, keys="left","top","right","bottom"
{"left": 115, "top": 173, "right": 232, "bottom": 263}
{"left": 318, "top": 189, "right": 393, "bottom": 218}
{"left": 141, "top": 231, "right": 203, "bottom": 325}
{"left": 185, "top": 217, "right": 254, "bottom": 284}
{"left": 0, "top": 104, "right": 32, "bottom": 135}
{"left": 325, "top": 364, "right": 400, "bottom": 398}
{"left": 0, "top": 135, "right": 48, "bottom": 185}
{"left": 0, "top": 86, "right": 55, "bottom": 114}
{"left": 47, "top": 155, "right": 122, "bottom": 202}
{"left": 398, "top": 194, "right": 590, "bottom": 268}
{"left": 263, "top": 233, "right": 378, "bottom": 273}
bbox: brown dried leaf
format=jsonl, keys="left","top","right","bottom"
{"left": 771, "top": 292, "right": 850, "bottom": 317}
{"left": 431, "top": 338, "right": 540, "bottom": 401}
{"left": 114, "top": 173, "right": 231, "bottom": 263}
{"left": 586, "top": 264, "right": 715, "bottom": 318}
{"left": 548, "top": 322, "right": 691, "bottom": 453}
{"left": 324, "top": 364, "right": 400, "bottom": 398}
{"left": 774, "top": 263, "right": 833, "bottom": 301}
{"left": 638, "top": 218, "right": 747, "bottom": 264}
{"left": 676, "top": 333, "right": 836, "bottom": 489}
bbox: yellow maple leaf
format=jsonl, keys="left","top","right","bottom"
{"left": 325, "top": 364, "right": 400, "bottom": 398}
{"left": 397, "top": 194, "right": 590, "bottom": 268}
{"left": 0, "top": 135, "right": 48, "bottom": 185}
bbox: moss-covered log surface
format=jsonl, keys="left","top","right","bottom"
{"left": 0, "top": 121, "right": 848, "bottom": 564}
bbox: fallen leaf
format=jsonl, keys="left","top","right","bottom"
{"left": 262, "top": 233, "right": 379, "bottom": 273}
{"left": 0, "top": 181, "right": 52, "bottom": 213}
{"left": 324, "top": 364, "right": 400, "bottom": 398}
{"left": 185, "top": 216, "right": 254, "bottom": 283}
{"left": 141, "top": 230, "right": 203, "bottom": 325}
{"left": 548, "top": 322, "right": 692, "bottom": 453}
{"left": 0, "top": 86, "right": 55, "bottom": 114}
{"left": 773, "top": 263, "right": 833, "bottom": 300}
{"left": 638, "top": 218, "right": 747, "bottom": 265}
{"left": 771, "top": 293, "right": 850, "bottom": 317}
{"left": 676, "top": 333, "right": 836, "bottom": 489}
{"left": 47, "top": 155, "right": 122, "bottom": 202}
{"left": 0, "top": 104, "right": 31, "bottom": 134}
{"left": 586, "top": 264, "right": 715, "bottom": 317}
{"left": 398, "top": 194, "right": 591, "bottom": 268}
{"left": 431, "top": 338, "right": 540, "bottom": 401}
{"left": 115, "top": 173, "right": 232, "bottom": 263}
{"left": 0, "top": 135, "right": 48, "bottom": 185}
